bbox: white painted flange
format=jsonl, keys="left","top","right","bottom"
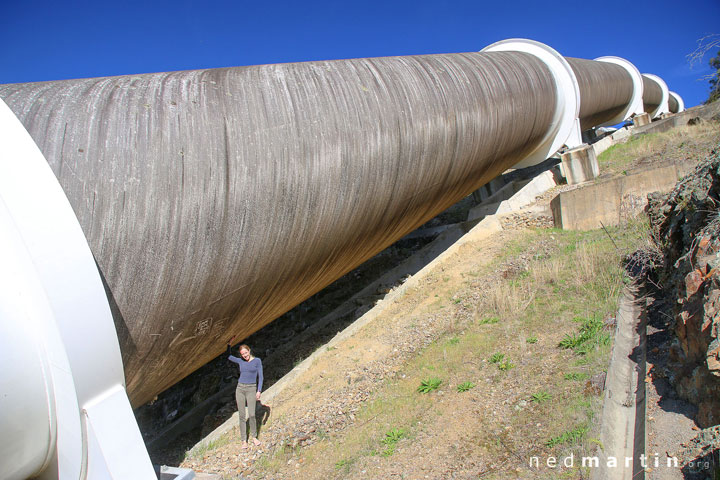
{"left": 642, "top": 73, "right": 670, "bottom": 119}
{"left": 594, "top": 56, "right": 645, "bottom": 126}
{"left": 0, "top": 99, "right": 157, "bottom": 479}
{"left": 482, "top": 38, "right": 581, "bottom": 168}
{"left": 668, "top": 91, "right": 685, "bottom": 113}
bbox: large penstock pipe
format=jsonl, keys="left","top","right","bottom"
{"left": 565, "top": 57, "right": 635, "bottom": 130}
{"left": 0, "top": 42, "right": 668, "bottom": 408}
{"left": 642, "top": 73, "right": 669, "bottom": 118}
{"left": 1, "top": 51, "right": 561, "bottom": 406}
{"left": 668, "top": 91, "right": 685, "bottom": 113}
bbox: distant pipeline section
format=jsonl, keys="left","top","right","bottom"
{"left": 0, "top": 38, "right": 683, "bottom": 478}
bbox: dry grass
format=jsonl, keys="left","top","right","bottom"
{"left": 598, "top": 122, "right": 720, "bottom": 176}
{"left": 248, "top": 221, "right": 651, "bottom": 479}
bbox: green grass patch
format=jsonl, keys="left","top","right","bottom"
{"left": 546, "top": 424, "right": 589, "bottom": 448}
{"left": 488, "top": 352, "right": 505, "bottom": 364}
{"left": 335, "top": 457, "right": 355, "bottom": 472}
{"left": 417, "top": 377, "right": 442, "bottom": 393}
{"left": 558, "top": 315, "right": 608, "bottom": 355}
{"left": 457, "top": 381, "right": 476, "bottom": 392}
{"left": 381, "top": 428, "right": 406, "bottom": 456}
{"left": 531, "top": 391, "right": 551, "bottom": 404}
{"left": 478, "top": 315, "right": 500, "bottom": 325}
{"left": 497, "top": 359, "right": 515, "bottom": 371}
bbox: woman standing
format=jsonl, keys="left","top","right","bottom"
{"left": 227, "top": 341, "right": 264, "bottom": 449}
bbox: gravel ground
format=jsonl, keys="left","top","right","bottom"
{"left": 180, "top": 228, "right": 560, "bottom": 479}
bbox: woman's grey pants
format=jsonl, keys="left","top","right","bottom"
{"left": 235, "top": 383, "right": 257, "bottom": 440}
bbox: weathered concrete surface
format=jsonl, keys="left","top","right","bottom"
{"left": 561, "top": 144, "right": 599, "bottom": 185}
{"left": 633, "top": 112, "right": 652, "bottom": 127}
{"left": 592, "top": 288, "right": 646, "bottom": 480}
{"left": 550, "top": 164, "right": 685, "bottom": 231}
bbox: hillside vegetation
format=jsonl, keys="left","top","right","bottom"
{"left": 181, "top": 121, "right": 718, "bottom": 479}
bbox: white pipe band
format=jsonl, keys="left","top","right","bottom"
{"left": 0, "top": 98, "right": 155, "bottom": 479}
{"left": 642, "top": 73, "right": 670, "bottom": 118}
{"left": 594, "top": 56, "right": 645, "bottom": 126}
{"left": 482, "top": 38, "right": 581, "bottom": 167}
{"left": 668, "top": 91, "right": 685, "bottom": 113}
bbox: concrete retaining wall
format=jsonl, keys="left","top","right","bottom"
{"left": 551, "top": 164, "right": 684, "bottom": 230}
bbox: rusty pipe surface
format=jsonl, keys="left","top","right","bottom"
{"left": 565, "top": 57, "right": 634, "bottom": 130}
{"left": 1, "top": 51, "right": 561, "bottom": 406}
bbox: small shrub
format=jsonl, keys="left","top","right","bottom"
{"left": 498, "top": 360, "right": 515, "bottom": 371}
{"left": 479, "top": 316, "right": 500, "bottom": 325}
{"left": 335, "top": 458, "right": 354, "bottom": 471}
{"left": 558, "top": 332, "right": 583, "bottom": 350}
{"left": 531, "top": 391, "right": 551, "bottom": 404}
{"left": 457, "top": 381, "right": 476, "bottom": 392}
{"left": 558, "top": 315, "right": 607, "bottom": 354}
{"left": 563, "top": 372, "right": 590, "bottom": 381}
{"left": 526, "top": 335, "right": 538, "bottom": 344}
{"left": 381, "top": 428, "right": 405, "bottom": 456}
{"left": 417, "top": 378, "right": 442, "bottom": 393}
{"left": 489, "top": 352, "right": 505, "bottom": 364}
{"left": 546, "top": 424, "right": 588, "bottom": 448}
{"left": 383, "top": 428, "right": 405, "bottom": 444}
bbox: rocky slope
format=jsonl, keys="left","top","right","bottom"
{"left": 647, "top": 146, "right": 720, "bottom": 429}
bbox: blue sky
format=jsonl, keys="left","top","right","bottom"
{"left": 1, "top": 0, "right": 718, "bottom": 107}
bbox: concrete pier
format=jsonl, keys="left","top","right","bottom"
{"left": 633, "top": 112, "right": 651, "bottom": 127}
{"left": 560, "top": 144, "right": 599, "bottom": 185}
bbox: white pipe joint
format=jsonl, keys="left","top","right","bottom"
{"left": 668, "top": 91, "right": 685, "bottom": 113}
{"left": 0, "top": 99, "right": 157, "bottom": 479}
{"left": 594, "top": 56, "right": 645, "bottom": 126}
{"left": 642, "top": 73, "right": 670, "bottom": 119}
{"left": 482, "top": 38, "right": 582, "bottom": 168}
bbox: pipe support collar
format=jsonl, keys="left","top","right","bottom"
{"left": 482, "top": 38, "right": 581, "bottom": 167}
{"left": 642, "top": 73, "right": 670, "bottom": 119}
{"left": 594, "top": 56, "right": 645, "bottom": 126}
{"left": 668, "top": 91, "right": 685, "bottom": 113}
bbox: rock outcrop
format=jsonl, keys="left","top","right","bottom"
{"left": 647, "top": 146, "right": 720, "bottom": 428}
